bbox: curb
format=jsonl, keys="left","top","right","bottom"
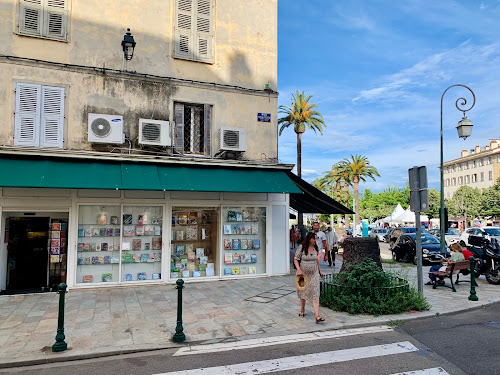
{"left": 2, "top": 299, "right": 497, "bottom": 369}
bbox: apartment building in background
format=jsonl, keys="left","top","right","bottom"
{"left": 443, "top": 139, "right": 500, "bottom": 199}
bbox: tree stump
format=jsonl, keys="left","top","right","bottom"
{"left": 340, "top": 237, "right": 382, "bottom": 272}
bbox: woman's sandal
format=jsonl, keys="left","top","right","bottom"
{"left": 315, "top": 317, "right": 325, "bottom": 324}
{"left": 298, "top": 312, "right": 305, "bottom": 317}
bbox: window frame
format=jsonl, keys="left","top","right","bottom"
{"left": 17, "top": 0, "right": 70, "bottom": 42}
{"left": 174, "top": 101, "right": 212, "bottom": 157}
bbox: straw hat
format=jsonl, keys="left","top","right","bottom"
{"left": 294, "top": 274, "right": 310, "bottom": 291}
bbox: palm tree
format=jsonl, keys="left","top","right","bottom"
{"left": 278, "top": 90, "right": 326, "bottom": 227}
{"left": 336, "top": 162, "right": 353, "bottom": 228}
{"left": 322, "top": 163, "right": 344, "bottom": 227}
{"left": 341, "top": 155, "right": 380, "bottom": 229}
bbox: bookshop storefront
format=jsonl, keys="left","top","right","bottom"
{"left": 0, "top": 154, "right": 307, "bottom": 292}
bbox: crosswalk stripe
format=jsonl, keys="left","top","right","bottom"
{"left": 173, "top": 325, "right": 393, "bottom": 356}
{"left": 389, "top": 368, "right": 450, "bottom": 375}
{"left": 157, "top": 341, "right": 418, "bottom": 375}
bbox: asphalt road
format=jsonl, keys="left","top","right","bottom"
{"left": 399, "top": 301, "right": 500, "bottom": 375}
{"left": 2, "top": 325, "right": 466, "bottom": 375}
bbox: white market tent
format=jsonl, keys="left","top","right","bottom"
{"left": 380, "top": 203, "right": 406, "bottom": 224}
{"left": 392, "top": 208, "right": 429, "bottom": 224}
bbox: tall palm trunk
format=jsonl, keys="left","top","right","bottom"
{"left": 296, "top": 132, "right": 303, "bottom": 228}
{"left": 353, "top": 175, "right": 360, "bottom": 229}
{"left": 336, "top": 181, "right": 341, "bottom": 227}
{"left": 344, "top": 184, "right": 350, "bottom": 228}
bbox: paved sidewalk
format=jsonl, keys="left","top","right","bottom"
{"left": 0, "top": 256, "right": 499, "bottom": 368}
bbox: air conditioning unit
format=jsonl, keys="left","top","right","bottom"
{"left": 138, "top": 119, "right": 171, "bottom": 146}
{"left": 88, "top": 114, "right": 125, "bottom": 144}
{"left": 219, "top": 126, "right": 247, "bottom": 152}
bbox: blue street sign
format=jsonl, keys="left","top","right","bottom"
{"left": 257, "top": 113, "right": 271, "bottom": 122}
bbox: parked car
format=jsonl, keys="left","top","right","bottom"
{"left": 369, "top": 228, "right": 387, "bottom": 242}
{"left": 428, "top": 228, "right": 461, "bottom": 246}
{"left": 386, "top": 227, "right": 417, "bottom": 248}
{"left": 460, "top": 227, "right": 500, "bottom": 246}
{"left": 383, "top": 227, "right": 397, "bottom": 243}
{"left": 391, "top": 233, "right": 450, "bottom": 265}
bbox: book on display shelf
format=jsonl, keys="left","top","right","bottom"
{"left": 102, "top": 273, "right": 112, "bottom": 282}
{"left": 198, "top": 264, "right": 206, "bottom": 271}
{"left": 250, "top": 254, "right": 257, "bottom": 263}
{"left": 144, "top": 242, "right": 151, "bottom": 250}
{"left": 97, "top": 213, "right": 107, "bottom": 224}
{"left": 101, "top": 243, "right": 108, "bottom": 251}
{"left": 132, "top": 254, "right": 141, "bottom": 263}
{"left": 176, "top": 230, "right": 185, "bottom": 241}
{"left": 91, "top": 256, "right": 98, "bottom": 264}
{"left": 178, "top": 215, "right": 188, "bottom": 225}
{"left": 60, "top": 231, "right": 66, "bottom": 238}
{"left": 201, "top": 228, "right": 210, "bottom": 240}
{"left": 253, "top": 240, "right": 260, "bottom": 249}
{"left": 78, "top": 243, "right": 84, "bottom": 251}
{"left": 78, "top": 257, "right": 84, "bottom": 265}
{"left": 186, "top": 226, "right": 197, "bottom": 240}
{"left": 232, "top": 253, "right": 240, "bottom": 264}
{"left": 192, "top": 271, "right": 201, "bottom": 277}
{"left": 123, "top": 214, "right": 132, "bottom": 224}
{"left": 249, "top": 266, "right": 257, "bottom": 274}
{"left": 92, "top": 228, "right": 99, "bottom": 237}
{"left": 52, "top": 222, "right": 61, "bottom": 231}
{"left": 231, "top": 267, "right": 239, "bottom": 275}
{"left": 223, "top": 224, "right": 231, "bottom": 234}
{"left": 122, "top": 253, "right": 132, "bottom": 263}
{"left": 224, "top": 253, "right": 233, "bottom": 264}
{"left": 241, "top": 241, "right": 248, "bottom": 250}
{"left": 138, "top": 215, "right": 146, "bottom": 225}
{"left": 242, "top": 210, "right": 251, "bottom": 221}
{"left": 85, "top": 228, "right": 92, "bottom": 237}
{"left": 50, "top": 247, "right": 60, "bottom": 255}
{"left": 236, "top": 212, "right": 243, "bottom": 222}
{"left": 111, "top": 256, "right": 119, "bottom": 264}
{"left": 104, "top": 256, "right": 111, "bottom": 264}
{"left": 227, "top": 211, "right": 237, "bottom": 221}
{"left": 97, "top": 256, "right": 104, "bottom": 264}
{"left": 240, "top": 267, "right": 248, "bottom": 275}
{"left": 182, "top": 270, "right": 190, "bottom": 278}
{"left": 206, "top": 267, "right": 215, "bottom": 277}
{"left": 224, "top": 239, "right": 232, "bottom": 250}
{"left": 186, "top": 262, "right": 196, "bottom": 271}
{"left": 137, "top": 272, "right": 147, "bottom": 280}
{"left": 152, "top": 273, "right": 161, "bottom": 280}
{"left": 122, "top": 242, "right": 131, "bottom": 251}
{"left": 188, "top": 211, "right": 198, "bottom": 224}
{"left": 136, "top": 225, "right": 144, "bottom": 236}
{"left": 232, "top": 239, "right": 240, "bottom": 250}
{"left": 176, "top": 245, "right": 185, "bottom": 255}
{"left": 152, "top": 237, "right": 162, "bottom": 250}
{"left": 155, "top": 252, "right": 161, "bottom": 262}
{"left": 144, "top": 226, "right": 154, "bottom": 236}
{"left": 110, "top": 216, "right": 118, "bottom": 225}
{"left": 123, "top": 226, "right": 134, "bottom": 237}
{"left": 51, "top": 239, "right": 60, "bottom": 247}
{"left": 132, "top": 239, "right": 141, "bottom": 250}
{"left": 141, "top": 253, "right": 150, "bottom": 262}
{"left": 52, "top": 231, "right": 60, "bottom": 239}
{"left": 125, "top": 274, "right": 133, "bottom": 281}
{"left": 50, "top": 255, "right": 59, "bottom": 263}
{"left": 154, "top": 226, "right": 162, "bottom": 236}
{"left": 82, "top": 275, "right": 93, "bottom": 283}
{"left": 106, "top": 228, "right": 114, "bottom": 237}
{"left": 199, "top": 256, "right": 208, "bottom": 265}
{"left": 186, "top": 244, "right": 194, "bottom": 253}
{"left": 151, "top": 216, "right": 160, "bottom": 225}
{"left": 99, "top": 228, "right": 107, "bottom": 237}
{"left": 171, "top": 272, "right": 179, "bottom": 279}
{"left": 78, "top": 229, "right": 85, "bottom": 237}
{"left": 241, "top": 224, "right": 251, "bottom": 235}
{"left": 187, "top": 252, "right": 195, "bottom": 261}
{"left": 196, "top": 248, "right": 204, "bottom": 258}
{"left": 114, "top": 228, "right": 120, "bottom": 237}
{"left": 251, "top": 224, "right": 259, "bottom": 234}
{"left": 224, "top": 268, "right": 231, "bottom": 275}
{"left": 85, "top": 257, "right": 91, "bottom": 265}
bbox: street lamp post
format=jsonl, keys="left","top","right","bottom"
{"left": 439, "top": 84, "right": 476, "bottom": 254}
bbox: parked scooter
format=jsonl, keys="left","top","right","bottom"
{"left": 468, "top": 235, "right": 500, "bottom": 285}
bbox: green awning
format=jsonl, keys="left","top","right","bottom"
{"left": 0, "top": 155, "right": 302, "bottom": 194}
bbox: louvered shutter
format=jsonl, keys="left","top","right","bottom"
{"left": 43, "top": 0, "right": 68, "bottom": 40}
{"left": 14, "top": 83, "right": 41, "bottom": 147}
{"left": 174, "top": 103, "right": 185, "bottom": 154}
{"left": 40, "top": 86, "right": 64, "bottom": 148}
{"left": 203, "top": 104, "right": 212, "bottom": 156}
{"left": 174, "top": 0, "right": 194, "bottom": 59}
{"left": 194, "top": 0, "right": 213, "bottom": 63}
{"left": 19, "top": 0, "right": 43, "bottom": 36}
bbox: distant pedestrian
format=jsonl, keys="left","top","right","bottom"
{"left": 290, "top": 225, "right": 298, "bottom": 248}
{"left": 299, "top": 224, "right": 308, "bottom": 243}
{"left": 325, "top": 226, "right": 338, "bottom": 267}
{"left": 312, "top": 222, "right": 327, "bottom": 262}
{"left": 294, "top": 232, "right": 325, "bottom": 323}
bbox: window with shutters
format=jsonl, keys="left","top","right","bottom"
{"left": 18, "top": 0, "right": 69, "bottom": 41}
{"left": 14, "top": 83, "right": 65, "bottom": 148}
{"left": 174, "top": 0, "right": 214, "bottom": 63}
{"left": 174, "top": 102, "right": 212, "bottom": 156}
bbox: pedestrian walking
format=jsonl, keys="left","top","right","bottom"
{"left": 294, "top": 232, "right": 325, "bottom": 323}
{"left": 312, "top": 222, "right": 327, "bottom": 262}
{"left": 290, "top": 225, "right": 298, "bottom": 248}
{"left": 325, "top": 226, "right": 338, "bottom": 267}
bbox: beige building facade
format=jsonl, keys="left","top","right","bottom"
{"left": 443, "top": 139, "right": 500, "bottom": 199}
{"left": 0, "top": 0, "right": 317, "bottom": 293}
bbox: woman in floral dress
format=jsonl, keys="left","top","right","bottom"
{"left": 294, "top": 232, "right": 325, "bottom": 323}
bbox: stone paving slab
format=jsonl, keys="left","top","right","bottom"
{"left": 0, "top": 258, "right": 499, "bottom": 368}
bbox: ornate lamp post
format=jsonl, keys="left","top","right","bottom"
{"left": 439, "top": 84, "right": 476, "bottom": 254}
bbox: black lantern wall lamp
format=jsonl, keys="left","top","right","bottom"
{"left": 121, "top": 28, "right": 136, "bottom": 61}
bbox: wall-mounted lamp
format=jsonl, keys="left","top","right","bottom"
{"left": 121, "top": 28, "right": 136, "bottom": 61}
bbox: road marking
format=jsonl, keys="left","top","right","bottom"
{"left": 173, "top": 325, "right": 392, "bottom": 356}
{"left": 157, "top": 341, "right": 418, "bottom": 375}
{"left": 389, "top": 368, "right": 450, "bottom": 375}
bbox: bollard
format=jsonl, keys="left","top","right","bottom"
{"left": 172, "top": 279, "right": 185, "bottom": 342}
{"left": 468, "top": 257, "right": 478, "bottom": 302}
{"left": 52, "top": 283, "right": 68, "bottom": 352}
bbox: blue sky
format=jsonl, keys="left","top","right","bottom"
{"left": 277, "top": 0, "right": 500, "bottom": 192}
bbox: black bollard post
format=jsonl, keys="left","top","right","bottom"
{"left": 468, "top": 257, "right": 478, "bottom": 302}
{"left": 52, "top": 283, "right": 68, "bottom": 352}
{"left": 172, "top": 279, "right": 185, "bottom": 342}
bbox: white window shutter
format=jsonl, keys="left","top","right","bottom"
{"left": 44, "top": 0, "right": 68, "bottom": 40}
{"left": 174, "top": 0, "right": 194, "bottom": 59}
{"left": 194, "top": 0, "right": 213, "bottom": 63}
{"left": 203, "top": 104, "right": 212, "bottom": 156}
{"left": 174, "top": 103, "right": 185, "bottom": 154}
{"left": 15, "top": 83, "right": 41, "bottom": 147}
{"left": 40, "top": 86, "right": 64, "bottom": 148}
{"left": 19, "top": 0, "right": 43, "bottom": 36}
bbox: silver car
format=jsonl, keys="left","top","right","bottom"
{"left": 460, "top": 227, "right": 500, "bottom": 246}
{"left": 369, "top": 228, "right": 387, "bottom": 242}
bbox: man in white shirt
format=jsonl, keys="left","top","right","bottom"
{"left": 312, "top": 222, "right": 327, "bottom": 262}
{"left": 325, "top": 226, "right": 338, "bottom": 267}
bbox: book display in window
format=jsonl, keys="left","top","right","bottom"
{"left": 222, "top": 207, "right": 266, "bottom": 276}
{"left": 171, "top": 207, "right": 219, "bottom": 278}
{"left": 120, "top": 206, "right": 163, "bottom": 282}
{"left": 76, "top": 206, "right": 122, "bottom": 284}
{"left": 76, "top": 205, "right": 163, "bottom": 284}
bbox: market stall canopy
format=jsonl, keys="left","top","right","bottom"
{"left": 285, "top": 171, "right": 353, "bottom": 214}
{"left": 0, "top": 155, "right": 302, "bottom": 194}
{"left": 380, "top": 203, "right": 406, "bottom": 223}
{"left": 392, "top": 208, "right": 429, "bottom": 223}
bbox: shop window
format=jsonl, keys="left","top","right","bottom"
{"left": 222, "top": 206, "right": 267, "bottom": 276}
{"left": 14, "top": 83, "right": 64, "bottom": 148}
{"left": 174, "top": 102, "right": 212, "bottom": 156}
{"left": 18, "top": 0, "right": 69, "bottom": 41}
{"left": 76, "top": 205, "right": 163, "bottom": 284}
{"left": 173, "top": 0, "right": 214, "bottom": 63}
{"left": 171, "top": 207, "right": 219, "bottom": 278}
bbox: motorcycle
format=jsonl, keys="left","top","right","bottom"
{"left": 468, "top": 235, "right": 500, "bottom": 285}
